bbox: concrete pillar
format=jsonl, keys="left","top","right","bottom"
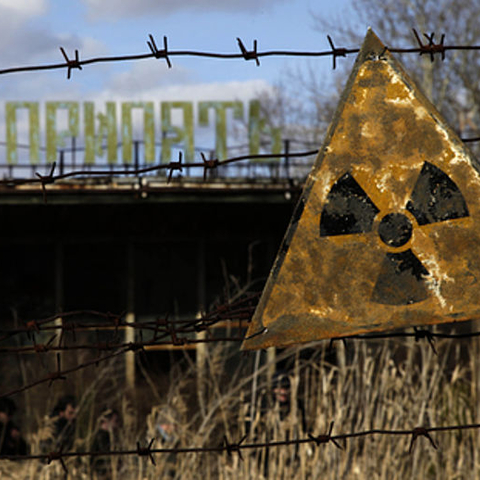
{"left": 125, "top": 242, "right": 135, "bottom": 389}
{"left": 196, "top": 238, "right": 207, "bottom": 417}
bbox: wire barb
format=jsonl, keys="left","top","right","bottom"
{"left": 147, "top": 34, "right": 172, "bottom": 68}
{"left": 414, "top": 327, "right": 437, "bottom": 355}
{"left": 167, "top": 152, "right": 183, "bottom": 183}
{"left": 137, "top": 439, "right": 156, "bottom": 465}
{"left": 201, "top": 152, "right": 219, "bottom": 181}
{"left": 236, "top": 38, "right": 260, "bottom": 66}
{"left": 47, "top": 353, "right": 67, "bottom": 387}
{"left": 33, "top": 334, "right": 57, "bottom": 354}
{"left": 25, "top": 320, "right": 40, "bottom": 340}
{"left": 35, "top": 161, "right": 56, "bottom": 203}
{"left": 308, "top": 421, "right": 344, "bottom": 450}
{"left": 60, "top": 321, "right": 77, "bottom": 345}
{"left": 164, "top": 314, "right": 187, "bottom": 346}
{"left": 47, "top": 450, "right": 68, "bottom": 473}
{"left": 59, "top": 47, "right": 83, "bottom": 79}
{"left": 223, "top": 434, "right": 247, "bottom": 460}
{"left": 409, "top": 427, "right": 438, "bottom": 453}
{"left": 327, "top": 35, "right": 347, "bottom": 70}
{"left": 412, "top": 29, "right": 446, "bottom": 62}
{"left": 126, "top": 341, "right": 147, "bottom": 352}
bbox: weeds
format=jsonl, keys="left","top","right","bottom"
{"left": 0, "top": 331, "right": 479, "bottom": 479}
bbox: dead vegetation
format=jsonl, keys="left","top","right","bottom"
{"left": 1, "top": 328, "right": 480, "bottom": 479}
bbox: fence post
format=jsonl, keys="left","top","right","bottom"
{"left": 125, "top": 242, "right": 136, "bottom": 390}
{"left": 196, "top": 238, "right": 207, "bottom": 418}
{"left": 283, "top": 139, "right": 290, "bottom": 180}
{"left": 71, "top": 136, "right": 76, "bottom": 168}
{"left": 134, "top": 140, "right": 140, "bottom": 171}
{"left": 59, "top": 150, "right": 65, "bottom": 175}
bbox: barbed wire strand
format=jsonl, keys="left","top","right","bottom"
{"left": 3, "top": 132, "right": 480, "bottom": 192}
{"left": 4, "top": 315, "right": 480, "bottom": 356}
{"left": 0, "top": 293, "right": 260, "bottom": 341}
{"left": 2, "top": 29, "right": 480, "bottom": 78}
{"left": 2, "top": 317, "right": 480, "bottom": 398}
{"left": 1, "top": 29, "right": 480, "bottom": 471}
{"left": 0, "top": 149, "right": 318, "bottom": 188}
{"left": 1, "top": 421, "right": 479, "bottom": 470}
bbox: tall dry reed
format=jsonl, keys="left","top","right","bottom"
{"left": 0, "top": 333, "right": 478, "bottom": 479}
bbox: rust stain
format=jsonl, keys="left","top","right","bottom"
{"left": 242, "top": 29, "right": 480, "bottom": 350}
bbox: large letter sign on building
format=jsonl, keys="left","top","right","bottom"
{"left": 242, "top": 30, "right": 480, "bottom": 350}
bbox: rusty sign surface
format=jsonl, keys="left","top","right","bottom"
{"left": 242, "top": 29, "right": 480, "bottom": 350}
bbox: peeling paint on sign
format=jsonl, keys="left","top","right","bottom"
{"left": 242, "top": 29, "right": 480, "bottom": 350}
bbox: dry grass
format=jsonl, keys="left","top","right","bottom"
{"left": 1, "top": 331, "right": 480, "bottom": 479}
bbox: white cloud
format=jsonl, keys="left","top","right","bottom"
{"left": 0, "top": 25, "right": 107, "bottom": 76}
{"left": 85, "top": 58, "right": 273, "bottom": 103}
{"left": 100, "top": 77, "right": 273, "bottom": 104}
{"left": 106, "top": 61, "right": 196, "bottom": 95}
{"left": 0, "top": 0, "right": 49, "bottom": 60}
{"left": 0, "top": 0, "right": 105, "bottom": 67}
{"left": 0, "top": 0, "right": 47, "bottom": 17}
{"left": 84, "top": 0, "right": 286, "bottom": 19}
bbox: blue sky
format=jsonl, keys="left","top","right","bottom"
{"left": 0, "top": 0, "right": 359, "bottom": 161}
{"left": 0, "top": 0, "right": 354, "bottom": 98}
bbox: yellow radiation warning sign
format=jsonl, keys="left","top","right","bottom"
{"left": 242, "top": 29, "right": 480, "bottom": 350}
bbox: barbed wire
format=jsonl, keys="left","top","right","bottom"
{"left": 2, "top": 302, "right": 480, "bottom": 398}
{"left": 1, "top": 304, "right": 480, "bottom": 465}
{"left": 3, "top": 131, "right": 480, "bottom": 194}
{"left": 0, "top": 420, "right": 478, "bottom": 472}
{"left": 1, "top": 30, "right": 480, "bottom": 79}
{"left": 3, "top": 29, "right": 480, "bottom": 472}
{"left": 0, "top": 149, "right": 318, "bottom": 189}
{"left": 0, "top": 293, "right": 259, "bottom": 342}
{"left": 2, "top": 309, "right": 480, "bottom": 356}
{"left": 0, "top": 295, "right": 259, "bottom": 398}
{"left": 2, "top": 137, "right": 480, "bottom": 200}
{"left": 3, "top": 325, "right": 480, "bottom": 357}
{"left": 2, "top": 288, "right": 480, "bottom": 354}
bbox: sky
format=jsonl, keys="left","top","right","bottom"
{"left": 0, "top": 0, "right": 356, "bottom": 165}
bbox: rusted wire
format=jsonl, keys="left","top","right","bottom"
{"left": 0, "top": 149, "right": 319, "bottom": 188}
{"left": 2, "top": 29, "right": 480, "bottom": 470}
{"left": 3, "top": 129, "right": 480, "bottom": 192}
{"left": 4, "top": 323, "right": 480, "bottom": 357}
{"left": 3, "top": 30, "right": 480, "bottom": 78}
{"left": 0, "top": 296, "right": 258, "bottom": 397}
{"left": 0, "top": 422, "right": 478, "bottom": 467}
{"left": 0, "top": 295, "right": 258, "bottom": 342}
{"left": 2, "top": 319, "right": 480, "bottom": 398}
{"left": 0, "top": 336, "right": 244, "bottom": 354}
{"left": 3, "top": 293, "right": 480, "bottom": 361}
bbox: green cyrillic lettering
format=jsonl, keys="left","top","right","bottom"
{"left": 122, "top": 102, "right": 155, "bottom": 164}
{"left": 46, "top": 102, "right": 79, "bottom": 164}
{"left": 198, "top": 101, "right": 243, "bottom": 160}
{"left": 84, "top": 102, "right": 118, "bottom": 164}
{"left": 161, "top": 102, "right": 194, "bottom": 163}
{"left": 248, "top": 100, "right": 282, "bottom": 161}
{"left": 6, "top": 102, "right": 40, "bottom": 164}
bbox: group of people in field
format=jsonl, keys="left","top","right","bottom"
{"left": 0, "top": 393, "right": 183, "bottom": 478}
{"left": 0, "top": 394, "right": 122, "bottom": 477}
{"left": 0, "top": 397, "right": 28, "bottom": 456}
{"left": 0, "top": 369, "right": 305, "bottom": 478}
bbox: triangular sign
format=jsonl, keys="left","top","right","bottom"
{"left": 242, "top": 29, "right": 480, "bottom": 350}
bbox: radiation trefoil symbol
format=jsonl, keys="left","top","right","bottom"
{"left": 320, "top": 162, "right": 469, "bottom": 306}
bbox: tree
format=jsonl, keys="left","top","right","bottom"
{"left": 253, "top": 0, "right": 480, "bottom": 159}
{"left": 312, "top": 0, "right": 480, "bottom": 146}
